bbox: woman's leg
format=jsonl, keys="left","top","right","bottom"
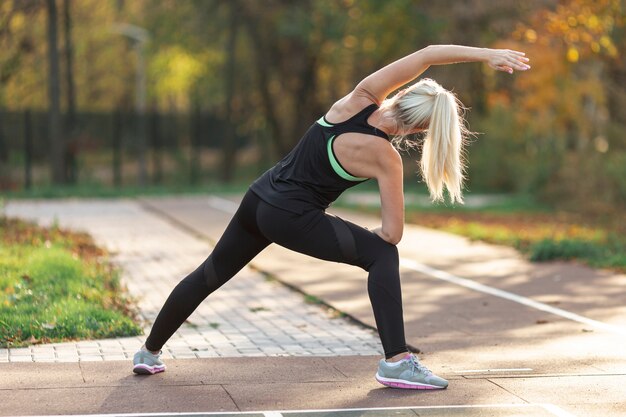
{"left": 144, "top": 191, "right": 271, "bottom": 351}
{"left": 255, "top": 203, "right": 408, "bottom": 359}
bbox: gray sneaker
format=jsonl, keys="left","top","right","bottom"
{"left": 133, "top": 348, "right": 166, "bottom": 375}
{"left": 375, "top": 354, "right": 448, "bottom": 389}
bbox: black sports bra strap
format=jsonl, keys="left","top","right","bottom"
{"left": 337, "top": 124, "right": 389, "bottom": 139}
{"left": 354, "top": 103, "right": 379, "bottom": 121}
{"left": 334, "top": 104, "right": 389, "bottom": 140}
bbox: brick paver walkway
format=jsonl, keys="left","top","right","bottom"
{"left": 3, "top": 199, "right": 383, "bottom": 362}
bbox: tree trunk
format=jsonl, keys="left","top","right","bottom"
{"left": 220, "top": 2, "right": 239, "bottom": 182}
{"left": 293, "top": 51, "right": 322, "bottom": 142}
{"left": 46, "top": 0, "right": 65, "bottom": 184}
{"left": 0, "top": 110, "right": 7, "bottom": 163}
{"left": 240, "top": 8, "right": 289, "bottom": 157}
{"left": 136, "top": 42, "right": 148, "bottom": 187}
{"left": 62, "top": 0, "right": 75, "bottom": 125}
{"left": 62, "top": 0, "right": 77, "bottom": 183}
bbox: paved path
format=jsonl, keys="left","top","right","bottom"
{"left": 3, "top": 199, "right": 382, "bottom": 362}
{"left": 136, "top": 194, "right": 626, "bottom": 417}
{"left": 0, "top": 357, "right": 577, "bottom": 417}
{"left": 2, "top": 194, "right": 626, "bottom": 416}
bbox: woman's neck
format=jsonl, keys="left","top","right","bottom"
{"left": 368, "top": 109, "right": 395, "bottom": 136}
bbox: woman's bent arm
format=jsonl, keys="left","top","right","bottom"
{"left": 355, "top": 44, "right": 530, "bottom": 104}
{"left": 372, "top": 144, "right": 404, "bottom": 245}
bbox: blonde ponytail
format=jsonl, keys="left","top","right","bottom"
{"left": 383, "top": 78, "right": 468, "bottom": 204}
{"left": 421, "top": 91, "right": 466, "bottom": 204}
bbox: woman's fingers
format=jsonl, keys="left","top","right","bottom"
{"left": 513, "top": 57, "right": 531, "bottom": 69}
{"left": 508, "top": 58, "right": 530, "bottom": 70}
{"left": 489, "top": 49, "right": 530, "bottom": 74}
{"left": 503, "top": 52, "right": 531, "bottom": 70}
{"left": 488, "top": 49, "right": 531, "bottom": 74}
{"left": 494, "top": 64, "right": 513, "bottom": 73}
{"left": 511, "top": 54, "right": 530, "bottom": 63}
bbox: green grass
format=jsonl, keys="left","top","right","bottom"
{"left": 0, "top": 218, "right": 142, "bottom": 347}
{"left": 426, "top": 215, "right": 625, "bottom": 271}
{"left": 338, "top": 191, "right": 626, "bottom": 272}
{"left": 439, "top": 218, "right": 624, "bottom": 269}
{"left": 304, "top": 294, "right": 323, "bottom": 304}
{"left": 528, "top": 237, "right": 626, "bottom": 269}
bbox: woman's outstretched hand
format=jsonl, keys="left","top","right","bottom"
{"left": 486, "top": 49, "right": 531, "bottom": 74}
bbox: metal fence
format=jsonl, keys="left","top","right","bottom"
{"left": 0, "top": 109, "right": 254, "bottom": 190}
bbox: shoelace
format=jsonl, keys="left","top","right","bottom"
{"left": 408, "top": 355, "right": 432, "bottom": 376}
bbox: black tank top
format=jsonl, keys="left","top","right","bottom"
{"left": 250, "top": 103, "right": 390, "bottom": 214}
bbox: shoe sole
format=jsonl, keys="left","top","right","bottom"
{"left": 375, "top": 373, "right": 446, "bottom": 390}
{"left": 133, "top": 363, "right": 166, "bottom": 375}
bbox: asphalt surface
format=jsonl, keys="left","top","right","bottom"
{"left": 2, "top": 194, "right": 625, "bottom": 417}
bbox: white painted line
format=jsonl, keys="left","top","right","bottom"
{"left": 206, "top": 195, "right": 626, "bottom": 338}
{"left": 540, "top": 403, "right": 578, "bottom": 417}
{"left": 273, "top": 404, "right": 574, "bottom": 415}
{"left": 23, "top": 403, "right": 576, "bottom": 417}
{"left": 24, "top": 413, "right": 248, "bottom": 417}
{"left": 400, "top": 258, "right": 626, "bottom": 337}
{"left": 454, "top": 368, "right": 533, "bottom": 373}
{"left": 274, "top": 404, "right": 576, "bottom": 416}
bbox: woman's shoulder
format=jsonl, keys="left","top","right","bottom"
{"left": 324, "top": 92, "right": 378, "bottom": 124}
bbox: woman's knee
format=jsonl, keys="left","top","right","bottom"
{"left": 375, "top": 243, "right": 399, "bottom": 270}
{"left": 366, "top": 243, "right": 402, "bottom": 303}
{"left": 360, "top": 238, "right": 399, "bottom": 271}
{"left": 382, "top": 242, "right": 399, "bottom": 260}
{"left": 180, "top": 255, "right": 219, "bottom": 290}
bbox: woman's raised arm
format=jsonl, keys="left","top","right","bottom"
{"left": 354, "top": 45, "right": 530, "bottom": 104}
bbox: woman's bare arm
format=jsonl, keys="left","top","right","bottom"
{"left": 370, "top": 142, "right": 404, "bottom": 245}
{"left": 354, "top": 44, "right": 530, "bottom": 104}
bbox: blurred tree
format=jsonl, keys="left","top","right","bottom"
{"left": 46, "top": 0, "right": 65, "bottom": 184}
{"left": 239, "top": 0, "right": 321, "bottom": 155}
{"left": 495, "top": 0, "right": 625, "bottom": 209}
{"left": 62, "top": 0, "right": 75, "bottom": 128}
{"left": 220, "top": 0, "right": 239, "bottom": 182}
{"left": 1, "top": 2, "right": 36, "bottom": 106}
{"left": 1, "top": 0, "right": 137, "bottom": 111}
{"left": 425, "top": 0, "right": 550, "bottom": 112}
{"left": 62, "top": 0, "right": 78, "bottom": 183}
{"left": 0, "top": 0, "right": 623, "bottom": 211}
{"left": 0, "top": 1, "right": 42, "bottom": 188}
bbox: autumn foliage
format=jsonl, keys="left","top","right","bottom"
{"left": 0, "top": 0, "right": 624, "bottom": 213}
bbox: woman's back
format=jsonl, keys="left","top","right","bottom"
{"left": 249, "top": 103, "right": 389, "bottom": 214}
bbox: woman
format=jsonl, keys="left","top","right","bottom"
{"left": 132, "top": 44, "right": 530, "bottom": 390}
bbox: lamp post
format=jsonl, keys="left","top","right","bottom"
{"left": 112, "top": 23, "right": 150, "bottom": 187}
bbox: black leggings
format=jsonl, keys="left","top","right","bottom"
{"left": 145, "top": 189, "right": 408, "bottom": 359}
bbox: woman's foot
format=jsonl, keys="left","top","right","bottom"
{"left": 375, "top": 353, "right": 448, "bottom": 389}
{"left": 132, "top": 345, "right": 166, "bottom": 375}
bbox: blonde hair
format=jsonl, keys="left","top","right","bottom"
{"left": 380, "top": 78, "right": 469, "bottom": 204}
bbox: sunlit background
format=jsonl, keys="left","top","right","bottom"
{"left": 0, "top": 0, "right": 624, "bottom": 216}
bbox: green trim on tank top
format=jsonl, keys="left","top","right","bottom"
{"left": 317, "top": 116, "right": 334, "bottom": 128}
{"left": 326, "top": 135, "right": 368, "bottom": 182}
